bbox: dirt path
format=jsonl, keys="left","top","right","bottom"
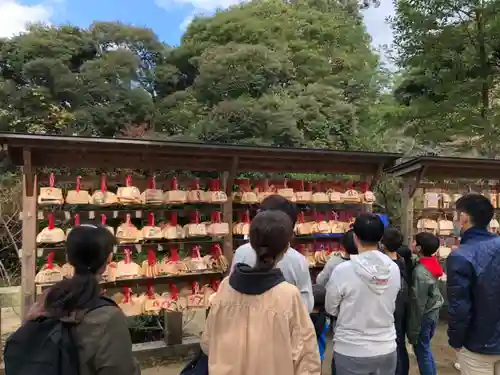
{"left": 142, "top": 321, "right": 459, "bottom": 375}
{"left": 0, "top": 299, "right": 458, "bottom": 375}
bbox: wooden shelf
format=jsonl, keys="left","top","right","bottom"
{"left": 37, "top": 202, "right": 223, "bottom": 211}
{"left": 234, "top": 233, "right": 345, "bottom": 242}
{"left": 36, "top": 270, "right": 224, "bottom": 289}
{"left": 415, "top": 207, "right": 500, "bottom": 214}
{"left": 233, "top": 202, "right": 373, "bottom": 208}
{"left": 8, "top": 132, "right": 394, "bottom": 323}
{"left": 27, "top": 201, "right": 374, "bottom": 221}
{"left": 25, "top": 203, "right": 224, "bottom": 221}
{"left": 37, "top": 237, "right": 225, "bottom": 251}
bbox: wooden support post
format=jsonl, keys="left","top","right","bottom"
{"left": 401, "top": 166, "right": 426, "bottom": 246}
{"left": 164, "top": 310, "right": 183, "bottom": 346}
{"left": 222, "top": 157, "right": 238, "bottom": 266}
{"left": 21, "top": 149, "right": 37, "bottom": 319}
{"left": 0, "top": 293, "right": 2, "bottom": 356}
{"left": 401, "top": 178, "right": 415, "bottom": 246}
{"left": 369, "top": 163, "right": 385, "bottom": 191}
{"left": 360, "top": 175, "right": 372, "bottom": 214}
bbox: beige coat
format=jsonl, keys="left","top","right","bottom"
{"left": 201, "top": 277, "right": 321, "bottom": 375}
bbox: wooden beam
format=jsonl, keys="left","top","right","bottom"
{"left": 164, "top": 311, "right": 183, "bottom": 345}
{"left": 369, "top": 163, "right": 385, "bottom": 190}
{"left": 30, "top": 152, "right": 384, "bottom": 175}
{"left": 39, "top": 171, "right": 383, "bottom": 189}
{"left": 1, "top": 133, "right": 401, "bottom": 163}
{"left": 21, "top": 149, "right": 37, "bottom": 319}
{"left": 410, "top": 166, "right": 427, "bottom": 198}
{"left": 0, "top": 291, "right": 2, "bottom": 355}
{"left": 32, "top": 152, "right": 232, "bottom": 171}
{"left": 401, "top": 178, "right": 415, "bottom": 246}
{"left": 23, "top": 149, "right": 34, "bottom": 195}
{"left": 37, "top": 174, "right": 222, "bottom": 191}
{"left": 399, "top": 166, "right": 426, "bottom": 245}
{"left": 417, "top": 181, "right": 495, "bottom": 190}
{"left": 222, "top": 157, "right": 239, "bottom": 266}
{"left": 386, "top": 156, "right": 500, "bottom": 180}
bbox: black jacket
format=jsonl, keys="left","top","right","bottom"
{"left": 392, "top": 254, "right": 409, "bottom": 324}
{"left": 397, "top": 245, "right": 413, "bottom": 286}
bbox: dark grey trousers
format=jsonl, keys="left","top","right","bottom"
{"left": 334, "top": 351, "right": 397, "bottom": 375}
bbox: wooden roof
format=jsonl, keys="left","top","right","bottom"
{"left": 385, "top": 156, "right": 500, "bottom": 179}
{"left": 0, "top": 133, "right": 402, "bottom": 175}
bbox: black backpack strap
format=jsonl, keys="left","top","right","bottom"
{"left": 85, "top": 296, "right": 118, "bottom": 315}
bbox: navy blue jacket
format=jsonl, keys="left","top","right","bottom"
{"left": 447, "top": 227, "right": 500, "bottom": 354}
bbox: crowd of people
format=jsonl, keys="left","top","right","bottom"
{"left": 4, "top": 193, "right": 500, "bottom": 375}
{"left": 208, "top": 193, "right": 500, "bottom": 375}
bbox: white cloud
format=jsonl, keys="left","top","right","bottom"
{"left": 0, "top": 0, "right": 56, "bottom": 39}
{"left": 155, "top": 0, "right": 245, "bottom": 30}
{"left": 179, "top": 13, "right": 195, "bottom": 31}
{"left": 155, "top": 0, "right": 243, "bottom": 12}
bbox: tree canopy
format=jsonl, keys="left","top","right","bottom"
{"left": 391, "top": 0, "right": 500, "bottom": 155}
{"left": 0, "top": 0, "right": 401, "bottom": 151}
{"left": 3, "top": 0, "right": 500, "bottom": 157}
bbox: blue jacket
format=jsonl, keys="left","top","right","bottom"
{"left": 447, "top": 227, "right": 500, "bottom": 354}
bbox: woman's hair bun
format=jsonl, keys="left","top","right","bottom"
{"left": 250, "top": 210, "right": 293, "bottom": 270}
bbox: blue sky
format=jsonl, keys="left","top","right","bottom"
{"left": 0, "top": 0, "right": 394, "bottom": 57}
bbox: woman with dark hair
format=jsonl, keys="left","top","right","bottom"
{"left": 201, "top": 210, "right": 321, "bottom": 375}
{"left": 316, "top": 230, "right": 358, "bottom": 287}
{"left": 231, "top": 195, "right": 314, "bottom": 312}
{"left": 26, "top": 224, "right": 140, "bottom": 375}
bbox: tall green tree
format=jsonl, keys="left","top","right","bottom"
{"left": 0, "top": 3, "right": 394, "bottom": 151}
{"left": 158, "top": 0, "right": 385, "bottom": 149}
{"left": 392, "top": 0, "right": 500, "bottom": 155}
{"left": 0, "top": 23, "right": 168, "bottom": 136}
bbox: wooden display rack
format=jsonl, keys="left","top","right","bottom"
{"left": 385, "top": 155, "right": 500, "bottom": 319}
{"left": 386, "top": 156, "right": 500, "bottom": 246}
{"left": 0, "top": 132, "right": 401, "bottom": 351}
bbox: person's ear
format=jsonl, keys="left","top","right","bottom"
{"left": 459, "top": 212, "right": 470, "bottom": 226}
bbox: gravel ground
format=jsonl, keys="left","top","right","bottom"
{"left": 1, "top": 304, "right": 458, "bottom": 375}
{"left": 1, "top": 322, "right": 459, "bottom": 374}
{"left": 142, "top": 321, "right": 459, "bottom": 375}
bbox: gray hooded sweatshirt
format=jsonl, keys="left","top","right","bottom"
{"left": 325, "top": 250, "right": 401, "bottom": 357}
{"left": 316, "top": 255, "right": 349, "bottom": 288}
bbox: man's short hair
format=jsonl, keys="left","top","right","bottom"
{"left": 415, "top": 232, "right": 440, "bottom": 257}
{"left": 352, "top": 213, "right": 385, "bottom": 245}
{"left": 342, "top": 230, "right": 358, "bottom": 255}
{"left": 260, "top": 195, "right": 297, "bottom": 227}
{"left": 455, "top": 193, "right": 494, "bottom": 228}
{"left": 382, "top": 227, "right": 404, "bottom": 252}
{"left": 312, "top": 284, "right": 326, "bottom": 308}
